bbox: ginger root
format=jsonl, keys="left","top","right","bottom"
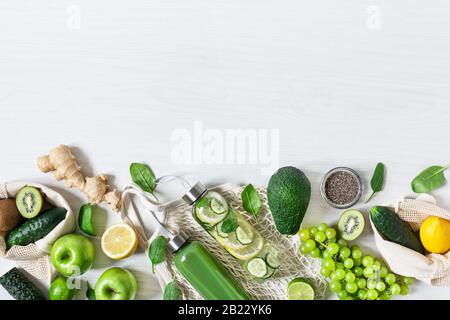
{"left": 37, "top": 145, "right": 121, "bottom": 212}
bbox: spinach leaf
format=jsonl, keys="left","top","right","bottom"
{"left": 366, "top": 162, "right": 385, "bottom": 203}
{"left": 221, "top": 216, "right": 238, "bottom": 233}
{"left": 86, "top": 282, "right": 96, "bottom": 300}
{"left": 148, "top": 236, "right": 168, "bottom": 273}
{"left": 130, "top": 163, "right": 157, "bottom": 194}
{"left": 163, "top": 281, "right": 181, "bottom": 300}
{"left": 241, "top": 184, "right": 261, "bottom": 219}
{"left": 412, "top": 164, "right": 450, "bottom": 193}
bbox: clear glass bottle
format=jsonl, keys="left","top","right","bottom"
{"left": 182, "top": 183, "right": 281, "bottom": 280}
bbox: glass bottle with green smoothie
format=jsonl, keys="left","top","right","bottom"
{"left": 182, "top": 183, "right": 281, "bottom": 280}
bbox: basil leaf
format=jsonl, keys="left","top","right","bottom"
{"left": 366, "top": 163, "right": 385, "bottom": 203}
{"left": 130, "top": 163, "right": 156, "bottom": 194}
{"left": 241, "top": 184, "right": 261, "bottom": 219}
{"left": 221, "top": 216, "right": 238, "bottom": 233}
{"left": 86, "top": 282, "right": 96, "bottom": 300}
{"left": 412, "top": 164, "right": 450, "bottom": 193}
{"left": 163, "top": 281, "right": 181, "bottom": 300}
{"left": 148, "top": 236, "right": 168, "bottom": 273}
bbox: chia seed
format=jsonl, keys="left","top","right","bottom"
{"left": 324, "top": 171, "right": 360, "bottom": 205}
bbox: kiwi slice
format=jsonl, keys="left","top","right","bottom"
{"left": 16, "top": 186, "right": 43, "bottom": 219}
{"left": 338, "top": 209, "right": 365, "bottom": 241}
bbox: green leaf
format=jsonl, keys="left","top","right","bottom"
{"left": 366, "top": 163, "right": 385, "bottom": 203}
{"left": 412, "top": 164, "right": 450, "bottom": 193}
{"left": 86, "top": 282, "right": 96, "bottom": 300}
{"left": 130, "top": 163, "right": 157, "bottom": 194}
{"left": 241, "top": 184, "right": 262, "bottom": 219}
{"left": 221, "top": 216, "right": 238, "bottom": 233}
{"left": 163, "top": 281, "right": 181, "bottom": 300}
{"left": 78, "top": 203, "right": 96, "bottom": 236}
{"left": 148, "top": 236, "right": 168, "bottom": 274}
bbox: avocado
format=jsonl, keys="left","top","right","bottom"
{"left": 267, "top": 166, "right": 311, "bottom": 235}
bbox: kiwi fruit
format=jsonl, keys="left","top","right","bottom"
{"left": 338, "top": 209, "right": 365, "bottom": 241}
{"left": 0, "top": 199, "right": 23, "bottom": 233}
{"left": 15, "top": 186, "right": 43, "bottom": 219}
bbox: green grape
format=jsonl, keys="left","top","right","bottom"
{"left": 345, "top": 296, "right": 354, "bottom": 300}
{"left": 310, "top": 227, "right": 318, "bottom": 236}
{"left": 328, "top": 237, "right": 337, "bottom": 243}
{"left": 400, "top": 285, "right": 409, "bottom": 296}
{"left": 323, "top": 258, "right": 335, "bottom": 271}
{"left": 325, "top": 228, "right": 336, "bottom": 239}
{"left": 309, "top": 247, "right": 321, "bottom": 258}
{"left": 385, "top": 274, "right": 396, "bottom": 285}
{"left": 353, "top": 267, "right": 363, "bottom": 277}
{"left": 390, "top": 283, "right": 401, "bottom": 295}
{"left": 322, "top": 251, "right": 333, "bottom": 259}
{"left": 317, "top": 223, "right": 328, "bottom": 232}
{"left": 315, "top": 231, "right": 327, "bottom": 243}
{"left": 351, "top": 248, "right": 362, "bottom": 260}
{"left": 337, "top": 290, "right": 348, "bottom": 300}
{"left": 346, "top": 282, "right": 358, "bottom": 294}
{"left": 367, "top": 289, "right": 378, "bottom": 300}
{"left": 299, "top": 229, "right": 310, "bottom": 241}
{"left": 350, "top": 244, "right": 360, "bottom": 251}
{"left": 356, "top": 278, "right": 366, "bottom": 289}
{"left": 337, "top": 239, "right": 348, "bottom": 247}
{"left": 379, "top": 292, "right": 392, "bottom": 300}
{"left": 327, "top": 243, "right": 340, "bottom": 255}
{"left": 376, "top": 281, "right": 386, "bottom": 292}
{"left": 366, "top": 279, "right": 377, "bottom": 290}
{"left": 372, "top": 260, "right": 381, "bottom": 272}
{"left": 330, "top": 281, "right": 342, "bottom": 293}
{"left": 362, "top": 256, "right": 374, "bottom": 267}
{"left": 300, "top": 244, "right": 308, "bottom": 254}
{"left": 345, "top": 272, "right": 356, "bottom": 283}
{"left": 321, "top": 267, "right": 331, "bottom": 277}
{"left": 379, "top": 267, "right": 388, "bottom": 278}
{"left": 363, "top": 267, "right": 374, "bottom": 278}
{"left": 304, "top": 239, "right": 316, "bottom": 253}
{"left": 343, "top": 258, "right": 354, "bottom": 269}
{"left": 339, "top": 247, "right": 351, "bottom": 260}
{"left": 329, "top": 271, "right": 338, "bottom": 281}
{"left": 402, "top": 277, "right": 414, "bottom": 285}
{"left": 335, "top": 269, "right": 346, "bottom": 280}
{"left": 335, "top": 262, "right": 344, "bottom": 270}
{"left": 358, "top": 289, "right": 368, "bottom": 300}
{"left": 353, "top": 258, "right": 362, "bottom": 267}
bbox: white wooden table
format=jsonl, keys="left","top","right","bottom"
{"left": 0, "top": 0, "right": 449, "bottom": 300}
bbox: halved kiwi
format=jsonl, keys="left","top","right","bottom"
{"left": 338, "top": 209, "right": 365, "bottom": 241}
{"left": 15, "top": 186, "right": 43, "bottom": 219}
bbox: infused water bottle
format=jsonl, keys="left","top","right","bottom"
{"left": 182, "top": 183, "right": 281, "bottom": 280}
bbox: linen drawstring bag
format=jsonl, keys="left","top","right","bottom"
{"left": 370, "top": 194, "right": 450, "bottom": 286}
{"left": 120, "top": 180, "right": 327, "bottom": 300}
{"left": 0, "top": 181, "right": 76, "bottom": 283}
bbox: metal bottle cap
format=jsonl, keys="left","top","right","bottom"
{"left": 182, "top": 182, "right": 207, "bottom": 206}
{"left": 167, "top": 231, "right": 190, "bottom": 253}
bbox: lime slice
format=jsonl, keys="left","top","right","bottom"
{"left": 287, "top": 278, "right": 315, "bottom": 300}
{"left": 236, "top": 226, "right": 253, "bottom": 245}
{"left": 226, "top": 234, "right": 264, "bottom": 260}
{"left": 195, "top": 205, "right": 227, "bottom": 226}
{"left": 246, "top": 258, "right": 268, "bottom": 278}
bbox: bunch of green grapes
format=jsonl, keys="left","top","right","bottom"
{"left": 299, "top": 223, "right": 414, "bottom": 300}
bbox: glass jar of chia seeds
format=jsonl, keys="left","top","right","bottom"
{"left": 320, "top": 167, "right": 363, "bottom": 209}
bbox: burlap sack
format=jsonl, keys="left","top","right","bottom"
{"left": 0, "top": 181, "right": 75, "bottom": 283}
{"left": 370, "top": 194, "right": 450, "bottom": 286}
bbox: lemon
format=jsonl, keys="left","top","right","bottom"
{"left": 420, "top": 216, "right": 450, "bottom": 254}
{"left": 101, "top": 224, "right": 139, "bottom": 260}
{"left": 288, "top": 278, "right": 315, "bottom": 300}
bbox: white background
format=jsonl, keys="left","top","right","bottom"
{"left": 1, "top": 0, "right": 450, "bottom": 300}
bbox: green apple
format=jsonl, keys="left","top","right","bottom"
{"left": 49, "top": 276, "right": 76, "bottom": 300}
{"left": 51, "top": 234, "right": 95, "bottom": 277}
{"left": 95, "top": 267, "right": 138, "bottom": 300}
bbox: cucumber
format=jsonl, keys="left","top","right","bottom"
{"left": 6, "top": 207, "right": 67, "bottom": 248}
{"left": 211, "top": 198, "right": 227, "bottom": 214}
{"left": 246, "top": 258, "right": 268, "bottom": 278}
{"left": 263, "top": 267, "right": 276, "bottom": 279}
{"left": 236, "top": 226, "right": 253, "bottom": 245}
{"left": 0, "top": 268, "right": 46, "bottom": 300}
{"left": 216, "top": 221, "right": 229, "bottom": 238}
{"left": 370, "top": 206, "right": 424, "bottom": 254}
{"left": 264, "top": 247, "right": 281, "bottom": 269}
